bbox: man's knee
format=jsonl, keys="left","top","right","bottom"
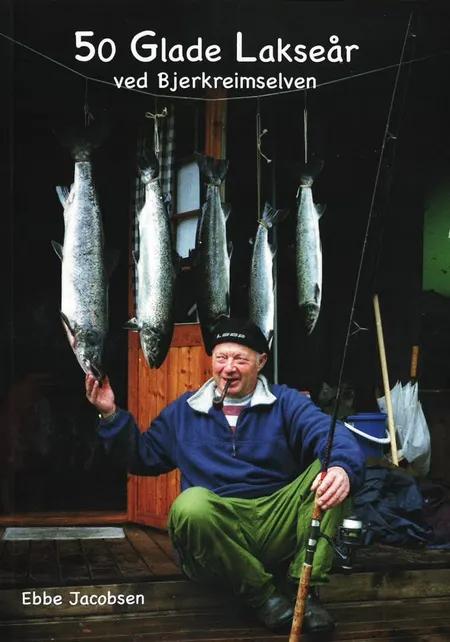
{"left": 169, "top": 486, "right": 216, "bottom": 531}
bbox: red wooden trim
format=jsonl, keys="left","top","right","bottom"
{"left": 205, "top": 89, "right": 227, "bottom": 158}
{"left": 172, "top": 209, "right": 200, "bottom": 222}
{"left": 133, "top": 513, "right": 169, "bottom": 530}
{"left": 171, "top": 323, "right": 204, "bottom": 348}
{"left": 0, "top": 512, "right": 128, "bottom": 526}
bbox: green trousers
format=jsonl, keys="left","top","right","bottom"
{"left": 168, "top": 460, "right": 347, "bottom": 608}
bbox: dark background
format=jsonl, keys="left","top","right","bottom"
{"left": 0, "top": 0, "right": 449, "bottom": 512}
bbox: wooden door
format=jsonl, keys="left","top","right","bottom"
{"left": 127, "top": 324, "right": 211, "bottom": 528}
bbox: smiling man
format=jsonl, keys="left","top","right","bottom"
{"left": 86, "top": 317, "right": 364, "bottom": 634}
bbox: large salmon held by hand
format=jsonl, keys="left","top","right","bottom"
{"left": 296, "top": 159, "right": 325, "bottom": 334}
{"left": 52, "top": 141, "right": 110, "bottom": 381}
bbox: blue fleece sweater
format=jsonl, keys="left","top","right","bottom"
{"left": 98, "top": 378, "right": 364, "bottom": 499}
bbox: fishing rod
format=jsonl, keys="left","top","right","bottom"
{"left": 289, "top": 11, "right": 414, "bottom": 641}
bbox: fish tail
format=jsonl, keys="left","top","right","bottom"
{"left": 137, "top": 148, "right": 159, "bottom": 183}
{"left": 299, "top": 159, "right": 324, "bottom": 187}
{"left": 195, "top": 153, "right": 229, "bottom": 186}
{"left": 63, "top": 138, "right": 94, "bottom": 162}
{"left": 260, "top": 202, "right": 289, "bottom": 228}
{"left": 57, "top": 120, "right": 110, "bottom": 161}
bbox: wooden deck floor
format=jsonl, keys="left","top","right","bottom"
{"left": 2, "top": 596, "right": 450, "bottom": 641}
{"left": 1, "top": 525, "right": 450, "bottom": 641}
{"left": 0, "top": 525, "right": 181, "bottom": 589}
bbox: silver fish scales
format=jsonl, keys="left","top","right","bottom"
{"left": 194, "top": 154, "right": 231, "bottom": 353}
{"left": 296, "top": 159, "right": 325, "bottom": 334}
{"left": 53, "top": 157, "right": 108, "bottom": 381}
{"left": 125, "top": 153, "right": 176, "bottom": 369}
{"left": 249, "top": 203, "right": 287, "bottom": 346}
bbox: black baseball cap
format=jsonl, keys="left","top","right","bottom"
{"left": 209, "top": 317, "right": 269, "bottom": 354}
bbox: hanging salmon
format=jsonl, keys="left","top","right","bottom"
{"left": 296, "top": 159, "right": 325, "bottom": 334}
{"left": 125, "top": 151, "right": 176, "bottom": 368}
{"left": 52, "top": 141, "right": 113, "bottom": 382}
{"left": 249, "top": 202, "right": 288, "bottom": 347}
{"left": 194, "top": 154, "right": 231, "bottom": 353}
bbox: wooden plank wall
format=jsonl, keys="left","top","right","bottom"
{"left": 127, "top": 94, "right": 226, "bottom": 529}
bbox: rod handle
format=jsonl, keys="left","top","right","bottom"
{"left": 289, "top": 500, "right": 323, "bottom": 641}
{"left": 410, "top": 345, "right": 419, "bottom": 380}
{"left": 289, "top": 564, "right": 312, "bottom": 642}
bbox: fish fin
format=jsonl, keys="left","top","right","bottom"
{"left": 105, "top": 248, "right": 120, "bottom": 277}
{"left": 260, "top": 202, "right": 289, "bottom": 228}
{"left": 137, "top": 148, "right": 159, "bottom": 183}
{"left": 194, "top": 209, "right": 205, "bottom": 248}
{"left": 195, "top": 152, "right": 229, "bottom": 186}
{"left": 222, "top": 203, "right": 231, "bottom": 220}
{"left": 172, "top": 251, "right": 183, "bottom": 274}
{"left": 315, "top": 203, "right": 327, "bottom": 218}
{"left": 299, "top": 158, "right": 324, "bottom": 186}
{"left": 60, "top": 312, "right": 77, "bottom": 349}
{"left": 51, "top": 240, "right": 64, "bottom": 261}
{"left": 56, "top": 186, "right": 70, "bottom": 207}
{"left": 249, "top": 237, "right": 254, "bottom": 246}
{"left": 60, "top": 311, "right": 73, "bottom": 331}
{"left": 267, "top": 330, "right": 274, "bottom": 350}
{"left": 124, "top": 318, "right": 141, "bottom": 332}
{"left": 227, "top": 241, "right": 233, "bottom": 258}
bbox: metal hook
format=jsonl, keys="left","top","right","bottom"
{"left": 257, "top": 128, "right": 272, "bottom": 164}
{"left": 350, "top": 320, "right": 369, "bottom": 336}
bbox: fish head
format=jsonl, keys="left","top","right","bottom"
{"left": 140, "top": 326, "right": 166, "bottom": 369}
{"left": 61, "top": 315, "right": 104, "bottom": 381}
{"left": 75, "top": 329, "right": 105, "bottom": 381}
{"left": 300, "top": 302, "right": 320, "bottom": 335}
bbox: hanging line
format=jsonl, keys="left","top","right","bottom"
{"left": 145, "top": 106, "right": 168, "bottom": 155}
{"left": 303, "top": 88, "right": 308, "bottom": 165}
{"left": 83, "top": 78, "right": 94, "bottom": 127}
{"left": 256, "top": 100, "right": 262, "bottom": 221}
{"left": 322, "top": 10, "right": 414, "bottom": 470}
{"left": 256, "top": 99, "right": 272, "bottom": 222}
{"left": 0, "top": 30, "right": 443, "bottom": 102}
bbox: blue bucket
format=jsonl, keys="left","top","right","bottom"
{"left": 345, "top": 412, "right": 390, "bottom": 459}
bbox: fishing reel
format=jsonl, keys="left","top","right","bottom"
{"left": 321, "top": 516, "right": 366, "bottom": 571}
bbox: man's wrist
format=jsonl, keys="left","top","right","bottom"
{"left": 99, "top": 405, "right": 117, "bottom": 421}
